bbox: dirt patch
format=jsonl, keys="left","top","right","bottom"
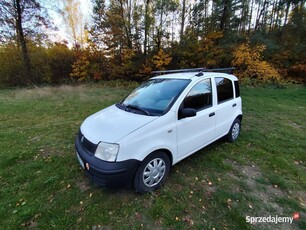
{"left": 287, "top": 122, "right": 303, "bottom": 130}
{"left": 226, "top": 158, "right": 306, "bottom": 229}
{"left": 12, "top": 85, "right": 86, "bottom": 100}
{"left": 34, "top": 147, "right": 64, "bottom": 159}
{"left": 76, "top": 179, "right": 91, "bottom": 192}
{"left": 293, "top": 191, "right": 306, "bottom": 208}
{"left": 225, "top": 159, "right": 288, "bottom": 216}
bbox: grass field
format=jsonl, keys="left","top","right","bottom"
{"left": 0, "top": 83, "right": 305, "bottom": 229}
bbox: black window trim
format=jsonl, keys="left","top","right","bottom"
{"left": 234, "top": 80, "right": 240, "bottom": 98}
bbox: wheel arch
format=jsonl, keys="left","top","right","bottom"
{"left": 146, "top": 148, "right": 173, "bottom": 166}
{"left": 236, "top": 114, "right": 243, "bottom": 122}
{"left": 133, "top": 148, "right": 173, "bottom": 192}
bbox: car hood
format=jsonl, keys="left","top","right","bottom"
{"left": 80, "top": 104, "right": 158, "bottom": 144}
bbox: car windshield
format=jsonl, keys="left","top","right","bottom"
{"left": 119, "top": 79, "right": 190, "bottom": 116}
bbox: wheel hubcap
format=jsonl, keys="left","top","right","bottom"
{"left": 232, "top": 123, "right": 240, "bottom": 140}
{"left": 143, "top": 158, "right": 166, "bottom": 187}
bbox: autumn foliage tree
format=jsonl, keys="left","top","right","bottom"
{"left": 232, "top": 42, "right": 280, "bottom": 82}
{"left": 153, "top": 49, "right": 172, "bottom": 70}
{"left": 1, "top": 0, "right": 306, "bottom": 87}
{"left": 0, "top": 0, "right": 52, "bottom": 85}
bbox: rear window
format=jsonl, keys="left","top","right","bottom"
{"left": 215, "top": 77, "right": 234, "bottom": 103}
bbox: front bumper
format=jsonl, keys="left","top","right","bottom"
{"left": 75, "top": 135, "right": 140, "bottom": 188}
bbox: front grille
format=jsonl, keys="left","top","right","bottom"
{"left": 78, "top": 130, "right": 97, "bottom": 155}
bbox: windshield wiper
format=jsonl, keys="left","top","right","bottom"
{"left": 126, "top": 104, "right": 150, "bottom": 115}
{"left": 117, "top": 102, "right": 129, "bottom": 111}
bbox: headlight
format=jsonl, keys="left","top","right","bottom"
{"left": 95, "top": 142, "right": 119, "bottom": 162}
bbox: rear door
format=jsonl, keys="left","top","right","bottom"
{"left": 214, "top": 77, "right": 238, "bottom": 137}
{"left": 176, "top": 78, "right": 216, "bottom": 159}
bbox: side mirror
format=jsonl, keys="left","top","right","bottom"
{"left": 179, "top": 108, "right": 197, "bottom": 119}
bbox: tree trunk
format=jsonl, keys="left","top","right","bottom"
{"left": 15, "top": 0, "right": 32, "bottom": 83}
{"left": 220, "top": 0, "right": 230, "bottom": 32}
{"left": 248, "top": 0, "right": 254, "bottom": 33}
{"left": 119, "top": 0, "right": 132, "bottom": 49}
{"left": 144, "top": 0, "right": 150, "bottom": 57}
{"left": 283, "top": 1, "right": 291, "bottom": 27}
{"left": 255, "top": 0, "right": 268, "bottom": 30}
{"left": 180, "top": 0, "right": 186, "bottom": 42}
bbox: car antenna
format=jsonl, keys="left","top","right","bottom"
{"left": 195, "top": 71, "right": 204, "bottom": 77}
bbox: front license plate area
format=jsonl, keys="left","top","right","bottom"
{"left": 76, "top": 151, "right": 85, "bottom": 169}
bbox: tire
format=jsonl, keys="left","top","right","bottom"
{"left": 134, "top": 151, "right": 170, "bottom": 193}
{"left": 226, "top": 118, "right": 241, "bottom": 142}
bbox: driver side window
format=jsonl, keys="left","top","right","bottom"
{"left": 182, "top": 79, "right": 212, "bottom": 111}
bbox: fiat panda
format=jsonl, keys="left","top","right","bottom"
{"left": 75, "top": 68, "right": 242, "bottom": 192}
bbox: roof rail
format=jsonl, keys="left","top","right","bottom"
{"left": 152, "top": 67, "right": 235, "bottom": 75}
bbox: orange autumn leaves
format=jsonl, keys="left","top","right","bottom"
{"left": 232, "top": 42, "right": 280, "bottom": 82}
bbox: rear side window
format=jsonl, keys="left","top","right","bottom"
{"left": 183, "top": 78, "right": 212, "bottom": 111}
{"left": 215, "top": 77, "right": 233, "bottom": 103}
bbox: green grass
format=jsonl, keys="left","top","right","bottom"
{"left": 0, "top": 83, "right": 305, "bottom": 229}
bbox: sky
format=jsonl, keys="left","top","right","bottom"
{"left": 47, "top": 0, "right": 93, "bottom": 45}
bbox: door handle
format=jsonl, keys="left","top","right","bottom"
{"left": 209, "top": 112, "right": 215, "bottom": 117}
{"left": 232, "top": 103, "right": 237, "bottom": 107}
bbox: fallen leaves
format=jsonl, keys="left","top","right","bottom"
{"left": 135, "top": 212, "right": 142, "bottom": 220}
{"left": 182, "top": 216, "right": 194, "bottom": 226}
{"left": 226, "top": 199, "right": 232, "bottom": 209}
{"left": 175, "top": 215, "right": 195, "bottom": 226}
{"left": 21, "top": 213, "right": 41, "bottom": 228}
{"left": 294, "top": 160, "right": 303, "bottom": 165}
{"left": 16, "top": 198, "right": 26, "bottom": 207}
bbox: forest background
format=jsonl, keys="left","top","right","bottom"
{"left": 0, "top": 0, "right": 305, "bottom": 87}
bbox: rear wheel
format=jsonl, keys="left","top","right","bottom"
{"left": 134, "top": 151, "right": 170, "bottom": 193}
{"left": 226, "top": 118, "right": 241, "bottom": 142}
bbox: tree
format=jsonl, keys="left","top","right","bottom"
{"left": 180, "top": 0, "right": 186, "bottom": 41}
{"left": 89, "top": 0, "right": 106, "bottom": 49}
{"left": 153, "top": 0, "right": 179, "bottom": 50}
{"left": 0, "top": 0, "right": 51, "bottom": 84}
{"left": 143, "top": 0, "right": 153, "bottom": 56}
{"left": 232, "top": 42, "right": 280, "bottom": 82}
{"left": 153, "top": 49, "right": 172, "bottom": 70}
{"left": 58, "top": 0, "right": 85, "bottom": 48}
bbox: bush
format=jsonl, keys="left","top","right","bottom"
{"left": 232, "top": 42, "right": 280, "bottom": 83}
{"left": 47, "top": 42, "right": 76, "bottom": 84}
{"left": 0, "top": 44, "right": 24, "bottom": 87}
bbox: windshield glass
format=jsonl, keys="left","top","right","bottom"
{"left": 120, "top": 79, "right": 190, "bottom": 116}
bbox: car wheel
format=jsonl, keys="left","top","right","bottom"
{"left": 134, "top": 151, "right": 170, "bottom": 193}
{"left": 227, "top": 118, "right": 241, "bottom": 142}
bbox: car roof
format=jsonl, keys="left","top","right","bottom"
{"left": 151, "top": 72, "right": 238, "bottom": 81}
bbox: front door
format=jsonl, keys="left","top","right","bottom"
{"left": 176, "top": 78, "right": 216, "bottom": 160}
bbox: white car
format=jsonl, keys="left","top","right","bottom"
{"left": 75, "top": 68, "right": 242, "bottom": 192}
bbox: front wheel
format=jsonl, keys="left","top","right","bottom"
{"left": 134, "top": 151, "right": 170, "bottom": 193}
{"left": 226, "top": 118, "right": 241, "bottom": 142}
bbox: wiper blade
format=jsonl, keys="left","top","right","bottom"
{"left": 126, "top": 104, "right": 150, "bottom": 115}
{"left": 116, "top": 102, "right": 129, "bottom": 111}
